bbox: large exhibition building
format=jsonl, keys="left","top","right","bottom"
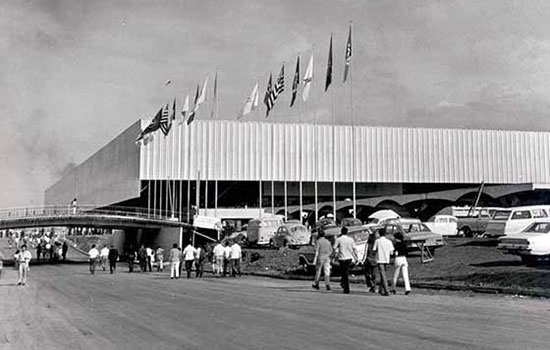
{"left": 45, "top": 119, "right": 550, "bottom": 226}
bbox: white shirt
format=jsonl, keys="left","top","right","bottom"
{"left": 373, "top": 236, "right": 394, "bottom": 264}
{"left": 15, "top": 250, "right": 32, "bottom": 264}
{"left": 88, "top": 248, "right": 100, "bottom": 259}
{"left": 224, "top": 246, "right": 232, "bottom": 259}
{"left": 146, "top": 247, "right": 153, "bottom": 257}
{"left": 213, "top": 244, "right": 225, "bottom": 258}
{"left": 334, "top": 235, "right": 358, "bottom": 261}
{"left": 229, "top": 243, "right": 242, "bottom": 260}
{"left": 100, "top": 247, "right": 109, "bottom": 257}
{"left": 182, "top": 245, "right": 196, "bottom": 261}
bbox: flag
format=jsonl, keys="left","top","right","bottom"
{"left": 187, "top": 84, "right": 200, "bottom": 125}
{"left": 170, "top": 98, "right": 177, "bottom": 121}
{"left": 325, "top": 34, "right": 333, "bottom": 91}
{"left": 239, "top": 82, "right": 259, "bottom": 119}
{"left": 264, "top": 73, "right": 274, "bottom": 117}
{"left": 274, "top": 64, "right": 284, "bottom": 97}
{"left": 290, "top": 56, "right": 300, "bottom": 107}
{"left": 136, "top": 107, "right": 163, "bottom": 142}
{"left": 180, "top": 94, "right": 189, "bottom": 123}
{"left": 197, "top": 75, "right": 208, "bottom": 105}
{"left": 302, "top": 53, "right": 313, "bottom": 102}
{"left": 160, "top": 102, "right": 171, "bottom": 135}
{"left": 210, "top": 72, "right": 218, "bottom": 119}
{"left": 343, "top": 24, "right": 352, "bottom": 83}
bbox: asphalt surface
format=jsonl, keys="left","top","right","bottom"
{"left": 1, "top": 264, "right": 549, "bottom": 350}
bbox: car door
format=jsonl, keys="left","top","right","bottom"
{"left": 506, "top": 210, "right": 533, "bottom": 235}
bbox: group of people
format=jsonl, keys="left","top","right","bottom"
{"left": 168, "top": 239, "right": 242, "bottom": 279}
{"left": 312, "top": 226, "right": 411, "bottom": 296}
{"left": 87, "top": 244, "right": 119, "bottom": 274}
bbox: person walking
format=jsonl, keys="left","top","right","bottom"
{"left": 373, "top": 228, "right": 394, "bottom": 296}
{"left": 194, "top": 245, "right": 205, "bottom": 278}
{"left": 312, "top": 229, "right": 333, "bottom": 291}
{"left": 62, "top": 241, "right": 68, "bottom": 261}
{"left": 100, "top": 245, "right": 109, "bottom": 271}
{"left": 333, "top": 227, "right": 358, "bottom": 294}
{"left": 155, "top": 246, "right": 165, "bottom": 272}
{"left": 14, "top": 244, "right": 32, "bottom": 285}
{"left": 137, "top": 245, "right": 147, "bottom": 272}
{"left": 36, "top": 242, "right": 42, "bottom": 261}
{"left": 362, "top": 229, "right": 380, "bottom": 293}
{"left": 223, "top": 241, "right": 232, "bottom": 277}
{"left": 146, "top": 246, "right": 154, "bottom": 272}
{"left": 169, "top": 243, "right": 181, "bottom": 279}
{"left": 126, "top": 246, "right": 136, "bottom": 273}
{"left": 229, "top": 240, "right": 242, "bottom": 277}
{"left": 212, "top": 241, "right": 225, "bottom": 277}
{"left": 88, "top": 244, "right": 99, "bottom": 275}
{"left": 108, "top": 245, "right": 119, "bottom": 274}
{"left": 390, "top": 232, "right": 411, "bottom": 295}
{"left": 182, "top": 241, "right": 196, "bottom": 279}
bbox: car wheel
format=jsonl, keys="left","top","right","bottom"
{"left": 459, "top": 227, "right": 472, "bottom": 238}
{"left": 282, "top": 240, "right": 288, "bottom": 247}
{"left": 269, "top": 240, "right": 275, "bottom": 249}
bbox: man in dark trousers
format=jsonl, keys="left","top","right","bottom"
{"left": 108, "top": 245, "right": 119, "bottom": 274}
{"left": 126, "top": 246, "right": 136, "bottom": 273}
{"left": 333, "top": 227, "right": 358, "bottom": 294}
{"left": 137, "top": 245, "right": 147, "bottom": 272}
{"left": 62, "top": 241, "right": 68, "bottom": 261}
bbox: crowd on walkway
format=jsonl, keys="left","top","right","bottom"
{"left": 312, "top": 226, "right": 412, "bottom": 296}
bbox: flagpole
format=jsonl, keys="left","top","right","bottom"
{"left": 350, "top": 52, "right": 356, "bottom": 219}
{"left": 214, "top": 71, "right": 219, "bottom": 218}
{"left": 312, "top": 46, "right": 319, "bottom": 226}
{"left": 331, "top": 85, "right": 336, "bottom": 222}
{"left": 271, "top": 120, "right": 275, "bottom": 216}
{"left": 187, "top": 113, "right": 192, "bottom": 223}
{"left": 178, "top": 98, "right": 183, "bottom": 221}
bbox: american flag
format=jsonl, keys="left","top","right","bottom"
{"left": 344, "top": 24, "right": 352, "bottom": 83}
{"left": 160, "top": 102, "right": 171, "bottom": 135}
{"left": 264, "top": 73, "right": 274, "bottom": 117}
{"left": 274, "top": 64, "right": 284, "bottom": 97}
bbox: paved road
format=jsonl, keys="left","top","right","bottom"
{"left": 0, "top": 264, "right": 548, "bottom": 350}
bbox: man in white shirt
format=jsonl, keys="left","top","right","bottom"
{"left": 229, "top": 240, "right": 242, "bottom": 277}
{"left": 100, "top": 245, "right": 110, "bottom": 271}
{"left": 182, "top": 241, "right": 196, "bottom": 279}
{"left": 88, "top": 244, "right": 100, "bottom": 275}
{"left": 15, "top": 244, "right": 32, "bottom": 285}
{"left": 373, "top": 228, "right": 395, "bottom": 296}
{"left": 333, "top": 227, "right": 358, "bottom": 294}
{"left": 212, "top": 241, "right": 225, "bottom": 277}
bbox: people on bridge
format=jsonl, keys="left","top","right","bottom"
{"left": 312, "top": 229, "right": 333, "bottom": 291}
{"left": 88, "top": 244, "right": 99, "bottom": 275}
{"left": 169, "top": 243, "right": 180, "bottom": 279}
{"left": 14, "top": 244, "right": 32, "bottom": 285}
{"left": 333, "top": 227, "right": 358, "bottom": 294}
{"left": 229, "top": 240, "right": 242, "bottom": 278}
{"left": 182, "top": 241, "right": 196, "bottom": 279}
{"left": 155, "top": 246, "right": 164, "bottom": 272}
{"left": 100, "top": 245, "right": 109, "bottom": 271}
{"left": 194, "top": 244, "right": 205, "bottom": 278}
{"left": 71, "top": 198, "right": 78, "bottom": 215}
{"left": 108, "top": 245, "right": 119, "bottom": 274}
{"left": 373, "top": 228, "right": 394, "bottom": 296}
{"left": 391, "top": 232, "right": 411, "bottom": 295}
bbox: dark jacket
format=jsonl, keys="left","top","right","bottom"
{"left": 108, "top": 248, "right": 119, "bottom": 262}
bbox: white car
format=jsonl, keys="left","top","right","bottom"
{"left": 497, "top": 220, "right": 550, "bottom": 265}
{"left": 424, "top": 215, "right": 458, "bottom": 236}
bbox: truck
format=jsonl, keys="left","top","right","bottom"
{"left": 452, "top": 207, "right": 502, "bottom": 237}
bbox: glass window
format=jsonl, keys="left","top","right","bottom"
{"left": 532, "top": 209, "right": 548, "bottom": 218}
{"left": 493, "top": 210, "right": 511, "bottom": 220}
{"left": 511, "top": 211, "right": 531, "bottom": 220}
{"left": 525, "top": 222, "right": 550, "bottom": 233}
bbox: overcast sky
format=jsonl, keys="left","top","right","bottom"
{"left": 2, "top": 0, "right": 550, "bottom": 207}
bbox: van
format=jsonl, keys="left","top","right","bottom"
{"left": 485, "top": 205, "right": 550, "bottom": 238}
{"left": 247, "top": 216, "right": 284, "bottom": 246}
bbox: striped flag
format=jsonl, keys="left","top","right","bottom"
{"left": 343, "top": 24, "right": 352, "bottom": 83}
{"left": 325, "top": 34, "right": 333, "bottom": 91}
{"left": 170, "top": 98, "right": 177, "bottom": 121}
{"left": 290, "top": 56, "right": 300, "bottom": 107}
{"left": 274, "top": 64, "right": 284, "bottom": 97}
{"left": 302, "top": 53, "right": 313, "bottom": 102}
{"left": 187, "top": 84, "right": 200, "bottom": 125}
{"left": 264, "top": 73, "right": 274, "bottom": 117}
{"left": 160, "top": 102, "right": 171, "bottom": 135}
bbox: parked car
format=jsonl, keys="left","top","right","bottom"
{"left": 269, "top": 223, "right": 311, "bottom": 248}
{"left": 383, "top": 218, "right": 444, "bottom": 254}
{"left": 247, "top": 216, "right": 284, "bottom": 246}
{"left": 485, "top": 206, "right": 550, "bottom": 238}
{"left": 497, "top": 220, "right": 550, "bottom": 265}
{"left": 425, "top": 215, "right": 458, "bottom": 236}
{"left": 453, "top": 207, "right": 502, "bottom": 237}
{"left": 367, "top": 209, "right": 401, "bottom": 226}
{"left": 341, "top": 217, "right": 363, "bottom": 227}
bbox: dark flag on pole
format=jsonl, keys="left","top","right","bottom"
{"left": 274, "top": 64, "right": 284, "bottom": 97}
{"left": 136, "top": 107, "right": 163, "bottom": 142}
{"left": 171, "top": 98, "right": 177, "bottom": 121}
{"left": 325, "top": 34, "right": 333, "bottom": 91}
{"left": 160, "top": 102, "right": 172, "bottom": 135}
{"left": 290, "top": 56, "right": 300, "bottom": 107}
{"left": 344, "top": 24, "right": 352, "bottom": 83}
{"left": 187, "top": 84, "right": 200, "bottom": 125}
{"left": 264, "top": 73, "right": 274, "bottom": 117}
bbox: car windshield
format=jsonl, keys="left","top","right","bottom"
{"left": 523, "top": 222, "right": 550, "bottom": 234}
{"left": 290, "top": 226, "right": 306, "bottom": 233}
{"left": 349, "top": 230, "right": 370, "bottom": 243}
{"left": 493, "top": 210, "right": 511, "bottom": 220}
{"left": 401, "top": 223, "right": 430, "bottom": 233}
